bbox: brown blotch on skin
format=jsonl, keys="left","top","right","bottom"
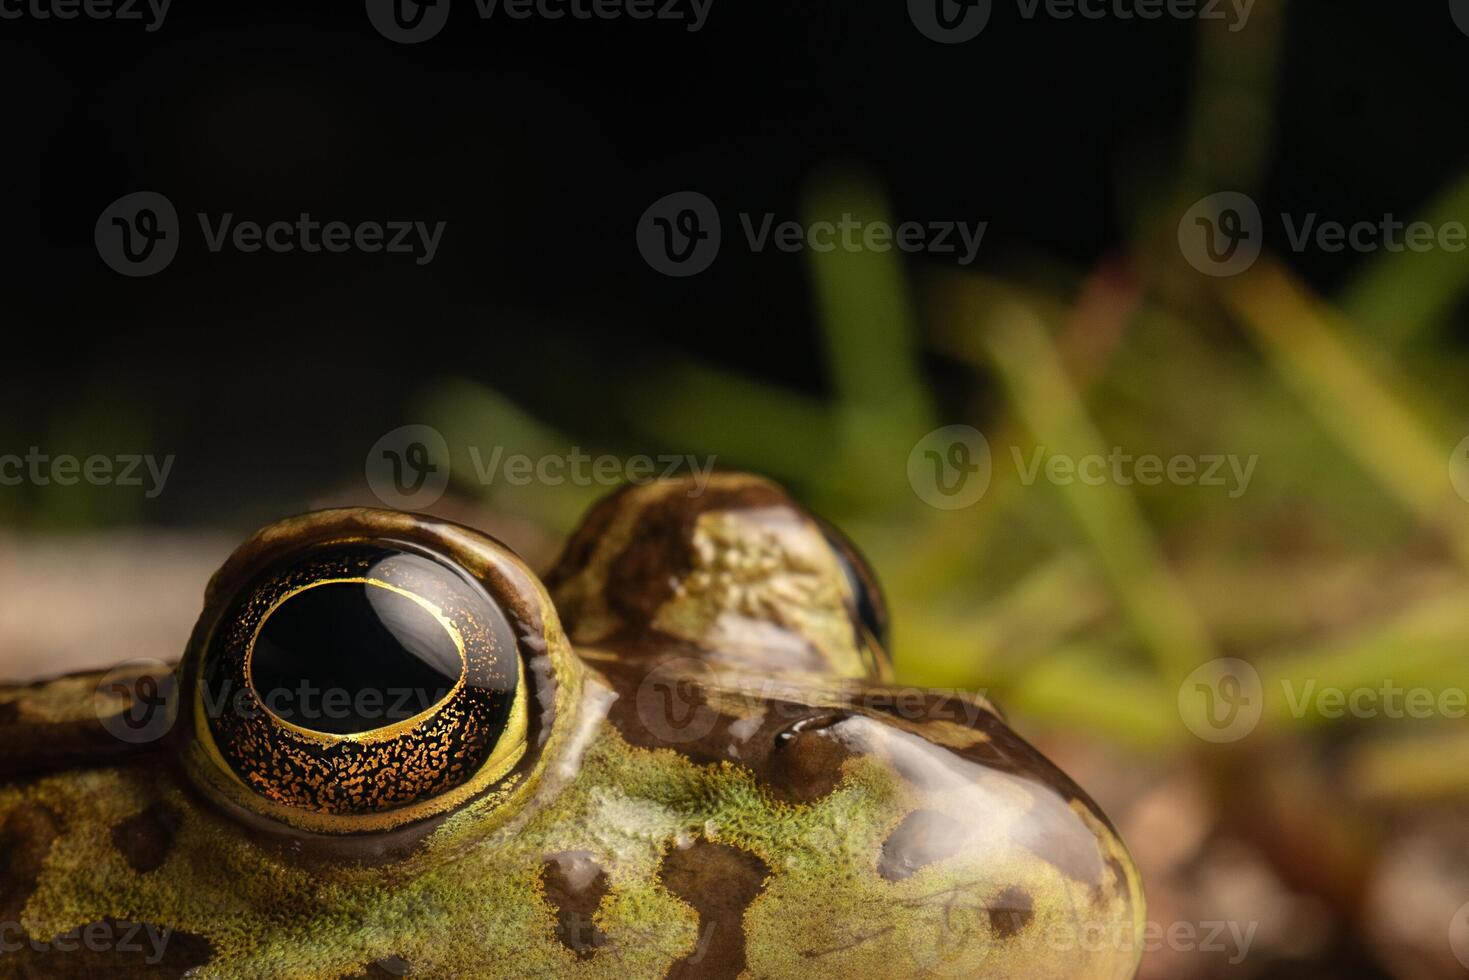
{"left": 988, "top": 886, "right": 1035, "bottom": 939}
{"left": 0, "top": 802, "right": 60, "bottom": 924}
{"left": 540, "top": 851, "right": 611, "bottom": 960}
{"left": 877, "top": 809, "right": 970, "bottom": 882}
{"left": 0, "top": 708, "right": 156, "bottom": 783}
{"left": 659, "top": 840, "right": 770, "bottom": 980}
{"left": 0, "top": 918, "right": 212, "bottom": 978}
{"left": 111, "top": 803, "right": 182, "bottom": 874}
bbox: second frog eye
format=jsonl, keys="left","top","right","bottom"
{"left": 192, "top": 539, "right": 529, "bottom": 830}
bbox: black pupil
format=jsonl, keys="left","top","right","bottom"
{"left": 250, "top": 581, "right": 463, "bottom": 735}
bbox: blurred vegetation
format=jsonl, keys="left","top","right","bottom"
{"left": 5, "top": 1, "right": 1466, "bottom": 974}
{"left": 407, "top": 8, "right": 1469, "bottom": 973}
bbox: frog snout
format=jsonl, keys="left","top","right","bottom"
{"left": 759, "top": 702, "right": 1146, "bottom": 979}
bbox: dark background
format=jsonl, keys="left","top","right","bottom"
{"left": 6, "top": 4, "right": 1469, "bottom": 977}
{"left": 2, "top": 0, "right": 1463, "bottom": 526}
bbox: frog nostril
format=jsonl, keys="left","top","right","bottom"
{"left": 767, "top": 714, "right": 856, "bottom": 805}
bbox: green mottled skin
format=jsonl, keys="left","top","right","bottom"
{"left": 0, "top": 474, "right": 1144, "bottom": 978}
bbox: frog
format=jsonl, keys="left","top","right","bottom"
{"left": 0, "top": 472, "right": 1144, "bottom": 978}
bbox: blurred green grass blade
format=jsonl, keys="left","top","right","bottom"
{"left": 1180, "top": 0, "right": 1286, "bottom": 193}
{"left": 1348, "top": 731, "right": 1469, "bottom": 801}
{"left": 418, "top": 379, "right": 602, "bottom": 530}
{"left": 905, "top": 266, "right": 1140, "bottom": 598}
{"left": 1222, "top": 262, "right": 1469, "bottom": 567}
{"left": 623, "top": 361, "right": 838, "bottom": 486}
{"left": 896, "top": 553, "right": 1111, "bottom": 688}
{"left": 1339, "top": 171, "right": 1469, "bottom": 348}
{"left": 978, "top": 297, "right": 1218, "bottom": 683}
{"left": 1003, "top": 646, "right": 1177, "bottom": 748}
{"left": 1260, "top": 590, "right": 1469, "bottom": 729}
{"left": 804, "top": 170, "right": 935, "bottom": 504}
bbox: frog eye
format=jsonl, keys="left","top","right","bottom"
{"left": 180, "top": 510, "right": 566, "bottom": 835}
{"left": 817, "top": 519, "right": 891, "bottom": 657}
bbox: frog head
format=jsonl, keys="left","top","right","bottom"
{"left": 0, "top": 473, "right": 1144, "bottom": 978}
